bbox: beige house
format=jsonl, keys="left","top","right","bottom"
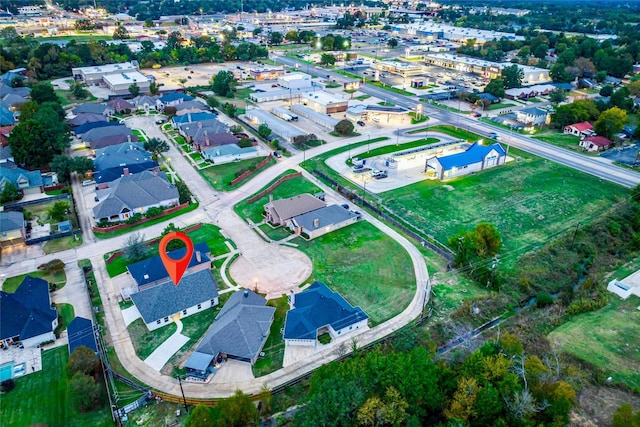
{"left": 264, "top": 193, "right": 326, "bottom": 226}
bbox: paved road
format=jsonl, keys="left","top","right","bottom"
{"left": 274, "top": 55, "right": 640, "bottom": 189}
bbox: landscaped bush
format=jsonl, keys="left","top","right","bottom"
{"left": 144, "top": 207, "right": 164, "bottom": 218}
{"left": 0, "top": 379, "right": 15, "bottom": 393}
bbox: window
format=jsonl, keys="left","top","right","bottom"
{"left": 182, "top": 309, "right": 187, "bottom": 315}
{"left": 164, "top": 317, "right": 169, "bottom": 322}
{"left": 210, "top": 299, "right": 216, "bottom": 306}
{"left": 156, "top": 320, "right": 161, "bottom": 325}
{"left": 197, "top": 304, "right": 202, "bottom": 310}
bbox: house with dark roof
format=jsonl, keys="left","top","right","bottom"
{"left": 580, "top": 136, "right": 613, "bottom": 152}
{"left": 426, "top": 142, "right": 506, "bottom": 181}
{"left": 478, "top": 93, "right": 500, "bottom": 103}
{"left": 2, "top": 93, "right": 27, "bottom": 110}
{"left": 129, "top": 269, "right": 219, "bottom": 331}
{"left": 0, "top": 211, "right": 25, "bottom": 247}
{"left": 0, "top": 145, "right": 13, "bottom": 164}
{"left": 132, "top": 95, "right": 159, "bottom": 112}
{"left": 564, "top": 122, "right": 594, "bottom": 137}
{"left": 284, "top": 282, "right": 368, "bottom": 347}
{"left": 178, "top": 119, "right": 228, "bottom": 141}
{"left": 93, "top": 170, "right": 179, "bottom": 223}
{"left": 106, "top": 98, "right": 134, "bottom": 114}
{"left": 72, "top": 103, "right": 113, "bottom": 116}
{"left": 73, "top": 121, "right": 121, "bottom": 136}
{"left": 0, "top": 163, "right": 44, "bottom": 195}
{"left": 291, "top": 204, "right": 360, "bottom": 240}
{"left": 92, "top": 142, "right": 157, "bottom": 184}
{"left": 174, "top": 100, "right": 209, "bottom": 115}
{"left": 0, "top": 276, "right": 58, "bottom": 348}
{"left": 191, "top": 131, "right": 237, "bottom": 151}
{"left": 171, "top": 112, "right": 218, "bottom": 128}
{"left": 0, "top": 106, "right": 16, "bottom": 125}
{"left": 127, "top": 242, "right": 211, "bottom": 290}
{"left": 67, "top": 317, "right": 98, "bottom": 356}
{"left": 264, "top": 193, "right": 327, "bottom": 226}
{"left": 67, "top": 113, "right": 109, "bottom": 127}
{"left": 185, "top": 289, "right": 274, "bottom": 376}
{"left": 90, "top": 133, "right": 139, "bottom": 151}
{"left": 81, "top": 125, "right": 133, "bottom": 144}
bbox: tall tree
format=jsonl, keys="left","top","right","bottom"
{"left": 211, "top": 71, "right": 236, "bottom": 98}
{"left": 30, "top": 82, "right": 58, "bottom": 104}
{"left": 501, "top": 64, "right": 524, "bottom": 89}
{"left": 67, "top": 346, "right": 100, "bottom": 376}
{"left": 185, "top": 404, "right": 213, "bottom": 427}
{"left": 128, "top": 82, "right": 140, "bottom": 97}
{"left": 143, "top": 137, "right": 170, "bottom": 159}
{"left": 70, "top": 373, "right": 102, "bottom": 411}
{"left": 594, "top": 106, "right": 627, "bottom": 139}
{"left": 216, "top": 390, "right": 258, "bottom": 427}
{"left": 484, "top": 78, "right": 506, "bottom": 98}
{"left": 113, "top": 25, "right": 130, "bottom": 40}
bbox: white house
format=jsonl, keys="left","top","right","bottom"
{"left": 426, "top": 142, "right": 506, "bottom": 181}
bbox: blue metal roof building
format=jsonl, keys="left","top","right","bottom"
{"left": 427, "top": 142, "right": 506, "bottom": 181}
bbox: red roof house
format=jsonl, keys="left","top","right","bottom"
{"left": 580, "top": 136, "right": 612, "bottom": 152}
{"left": 564, "top": 122, "right": 594, "bottom": 137}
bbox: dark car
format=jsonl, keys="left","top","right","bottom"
{"left": 341, "top": 204, "right": 350, "bottom": 210}
{"left": 357, "top": 120, "right": 366, "bottom": 127}
{"left": 273, "top": 151, "right": 282, "bottom": 158}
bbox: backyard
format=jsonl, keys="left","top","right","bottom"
{"left": 0, "top": 346, "right": 112, "bottom": 427}
{"left": 127, "top": 319, "right": 178, "bottom": 360}
{"left": 252, "top": 296, "right": 290, "bottom": 377}
{"left": 199, "top": 156, "right": 276, "bottom": 191}
{"left": 2, "top": 269, "right": 67, "bottom": 293}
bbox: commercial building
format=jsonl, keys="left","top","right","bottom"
{"left": 72, "top": 62, "right": 139, "bottom": 85}
{"left": 301, "top": 91, "right": 348, "bottom": 114}
{"left": 249, "top": 66, "right": 286, "bottom": 81}
{"left": 102, "top": 72, "right": 151, "bottom": 96}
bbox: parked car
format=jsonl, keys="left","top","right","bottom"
{"left": 357, "top": 120, "right": 366, "bottom": 127}
{"left": 273, "top": 151, "right": 282, "bottom": 158}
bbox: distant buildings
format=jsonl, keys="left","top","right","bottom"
{"left": 71, "top": 62, "right": 150, "bottom": 96}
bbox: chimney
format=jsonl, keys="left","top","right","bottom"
{"left": 196, "top": 251, "right": 201, "bottom": 262}
{"left": 243, "top": 289, "right": 249, "bottom": 298}
{"left": 123, "top": 168, "right": 129, "bottom": 176}
{"left": 313, "top": 218, "right": 319, "bottom": 227}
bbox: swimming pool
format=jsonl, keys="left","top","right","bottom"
{"left": 0, "top": 362, "right": 14, "bottom": 381}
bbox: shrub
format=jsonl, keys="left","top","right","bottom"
{"left": 334, "top": 119, "right": 354, "bottom": 136}
{"left": 144, "top": 206, "right": 164, "bottom": 218}
{"left": 536, "top": 292, "right": 554, "bottom": 308}
{"left": 0, "top": 379, "right": 15, "bottom": 393}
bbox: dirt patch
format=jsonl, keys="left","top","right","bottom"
{"left": 570, "top": 385, "right": 640, "bottom": 427}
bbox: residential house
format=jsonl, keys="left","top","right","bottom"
{"left": 0, "top": 163, "right": 44, "bottom": 195}
{"left": 81, "top": 125, "right": 134, "bottom": 145}
{"left": 67, "top": 317, "right": 99, "bottom": 356}
{"left": 284, "top": 281, "right": 369, "bottom": 347}
{"left": 264, "top": 193, "right": 327, "bottom": 226}
{"left": 72, "top": 121, "right": 121, "bottom": 136}
{"left": 0, "top": 125, "right": 13, "bottom": 146}
{"left": 426, "top": 142, "right": 507, "bottom": 181}
{"left": 157, "top": 92, "right": 194, "bottom": 109}
{"left": 0, "top": 276, "right": 58, "bottom": 348}
{"left": 290, "top": 205, "right": 360, "bottom": 240}
{"left": 185, "top": 289, "right": 275, "bottom": 377}
{"left": 92, "top": 170, "right": 179, "bottom": 223}
{"left": 129, "top": 269, "right": 219, "bottom": 331}
{"left": 72, "top": 103, "right": 113, "bottom": 116}
{"left": 202, "top": 144, "right": 261, "bottom": 165}
{"left": 0, "top": 106, "right": 16, "bottom": 125}
{"left": 106, "top": 98, "right": 134, "bottom": 114}
{"left": 90, "top": 133, "right": 139, "bottom": 151}
{"left": 0, "top": 145, "right": 13, "bottom": 164}
{"left": 67, "top": 113, "right": 108, "bottom": 127}
{"left": 563, "top": 122, "right": 594, "bottom": 137}
{"left": 191, "top": 132, "right": 237, "bottom": 152}
{"left": 175, "top": 100, "right": 209, "bottom": 116}
{"left": 132, "top": 95, "right": 159, "bottom": 112}
{"left": 2, "top": 93, "right": 27, "bottom": 111}
{"left": 0, "top": 211, "right": 25, "bottom": 247}
{"left": 92, "top": 142, "right": 157, "bottom": 184}
{"left": 580, "top": 136, "right": 613, "bottom": 152}
{"left": 515, "top": 107, "right": 551, "bottom": 128}
{"left": 478, "top": 93, "right": 500, "bottom": 104}
{"left": 127, "top": 242, "right": 211, "bottom": 291}
{"left": 171, "top": 112, "right": 218, "bottom": 129}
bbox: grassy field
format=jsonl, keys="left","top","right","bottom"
{"left": 234, "top": 171, "right": 322, "bottom": 223}
{"left": 105, "top": 223, "right": 230, "bottom": 277}
{"left": 485, "top": 102, "right": 515, "bottom": 111}
{"left": 127, "top": 318, "right": 178, "bottom": 360}
{"left": 253, "top": 296, "right": 289, "bottom": 377}
{"left": 3, "top": 269, "right": 67, "bottom": 293}
{"left": 292, "top": 220, "right": 415, "bottom": 325}
{"left": 380, "top": 129, "right": 628, "bottom": 271}
{"left": 199, "top": 156, "right": 276, "bottom": 191}
{"left": 0, "top": 346, "right": 112, "bottom": 427}
{"left": 548, "top": 295, "right": 640, "bottom": 391}
{"left": 533, "top": 132, "right": 582, "bottom": 151}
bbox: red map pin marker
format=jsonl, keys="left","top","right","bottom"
{"left": 159, "top": 231, "right": 194, "bottom": 286}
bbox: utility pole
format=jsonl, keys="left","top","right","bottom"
{"left": 177, "top": 375, "right": 188, "bottom": 413}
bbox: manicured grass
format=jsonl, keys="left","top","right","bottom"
{"left": 56, "top": 303, "right": 75, "bottom": 332}
{"left": 354, "top": 95, "right": 371, "bottom": 101}
{"left": 0, "top": 346, "right": 112, "bottom": 427}
{"left": 408, "top": 111, "right": 428, "bottom": 124}
{"left": 292, "top": 220, "right": 415, "bottom": 325}
{"left": 378, "top": 101, "right": 395, "bottom": 106}
{"left": 199, "top": 156, "right": 275, "bottom": 191}
{"left": 43, "top": 235, "right": 83, "bottom": 254}
{"left": 368, "top": 81, "right": 415, "bottom": 96}
{"left": 485, "top": 102, "right": 515, "bottom": 111}
{"left": 533, "top": 133, "right": 582, "bottom": 151}
{"left": 3, "top": 270, "right": 66, "bottom": 293}
{"left": 548, "top": 295, "right": 640, "bottom": 392}
{"left": 189, "top": 152, "right": 204, "bottom": 162}
{"left": 105, "top": 223, "right": 230, "bottom": 277}
{"left": 259, "top": 223, "right": 294, "bottom": 241}
{"left": 381, "top": 144, "right": 628, "bottom": 272}
{"left": 127, "top": 318, "right": 178, "bottom": 360}
{"left": 252, "top": 296, "right": 289, "bottom": 377}
{"left": 234, "top": 172, "right": 322, "bottom": 223}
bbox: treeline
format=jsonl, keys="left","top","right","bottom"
{"left": 0, "top": 27, "right": 268, "bottom": 80}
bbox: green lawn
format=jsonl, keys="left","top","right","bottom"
{"left": 199, "top": 156, "right": 275, "bottom": 191}
{"left": 380, "top": 145, "right": 628, "bottom": 272}
{"left": 43, "top": 235, "right": 83, "bottom": 254}
{"left": 127, "top": 318, "right": 178, "bottom": 360}
{"left": 3, "top": 270, "right": 66, "bottom": 293}
{"left": 548, "top": 295, "right": 640, "bottom": 391}
{"left": 56, "top": 303, "right": 75, "bottom": 332}
{"left": 354, "top": 95, "right": 371, "bottom": 101}
{"left": 485, "top": 102, "right": 515, "bottom": 111}
{"left": 533, "top": 133, "right": 582, "bottom": 151}
{"left": 253, "top": 296, "right": 289, "bottom": 377}
{"left": 234, "top": 171, "right": 322, "bottom": 223}
{"left": 259, "top": 223, "right": 294, "bottom": 241}
{"left": 292, "top": 220, "right": 415, "bottom": 325}
{"left": 0, "top": 346, "right": 112, "bottom": 427}
{"left": 105, "top": 223, "right": 230, "bottom": 277}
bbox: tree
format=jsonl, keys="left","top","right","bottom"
{"left": 628, "top": 80, "right": 640, "bottom": 97}
{"left": 216, "top": 390, "right": 258, "bottom": 427}
{"left": 551, "top": 99, "right": 600, "bottom": 128}
{"left": 143, "top": 137, "right": 170, "bottom": 158}
{"left": 67, "top": 346, "right": 100, "bottom": 376}
{"left": 484, "top": 78, "right": 505, "bottom": 99}
{"left": 517, "top": 46, "right": 530, "bottom": 60}
{"left": 9, "top": 115, "right": 70, "bottom": 169}
{"left": 357, "top": 387, "right": 408, "bottom": 427}
{"left": 285, "top": 30, "right": 299, "bottom": 43}
{"left": 128, "top": 82, "right": 140, "bottom": 98}
{"left": 143, "top": 18, "right": 154, "bottom": 28}
{"left": 612, "top": 403, "right": 640, "bottom": 427}
{"left": 320, "top": 53, "right": 336, "bottom": 66}
{"left": 70, "top": 80, "right": 89, "bottom": 100}
{"left": 594, "top": 106, "right": 627, "bottom": 139}
{"left": 206, "top": 96, "right": 220, "bottom": 109}
{"left": 70, "top": 372, "right": 102, "bottom": 411}
{"left": 0, "top": 182, "right": 20, "bottom": 203}
{"left": 186, "top": 404, "right": 214, "bottom": 427}
{"left": 474, "top": 222, "right": 501, "bottom": 257}
{"left": 123, "top": 232, "right": 148, "bottom": 262}
{"left": 51, "top": 155, "right": 93, "bottom": 183}
{"left": 211, "top": 71, "right": 236, "bottom": 98}
{"left": 549, "top": 90, "right": 567, "bottom": 106}
{"left": 113, "top": 25, "right": 130, "bottom": 40}
{"left": 258, "top": 123, "right": 272, "bottom": 139}
{"left": 175, "top": 180, "right": 192, "bottom": 205}
{"left": 48, "top": 200, "right": 71, "bottom": 223}
{"left": 0, "top": 379, "right": 15, "bottom": 393}
{"left": 149, "top": 81, "right": 160, "bottom": 95}
{"left": 30, "top": 82, "right": 58, "bottom": 104}
{"left": 334, "top": 119, "right": 354, "bottom": 136}
{"left": 388, "top": 38, "right": 399, "bottom": 48}
{"left": 252, "top": 28, "right": 262, "bottom": 36}
{"left": 269, "top": 31, "right": 283, "bottom": 46}
{"left": 160, "top": 223, "right": 184, "bottom": 250}
{"left": 600, "top": 85, "right": 614, "bottom": 97}
{"left": 501, "top": 64, "right": 524, "bottom": 89}
{"left": 445, "top": 377, "right": 479, "bottom": 424}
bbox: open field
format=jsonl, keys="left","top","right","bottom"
{"left": 548, "top": 295, "right": 640, "bottom": 391}
{"left": 0, "top": 346, "right": 112, "bottom": 427}
{"left": 292, "top": 220, "right": 415, "bottom": 325}
{"left": 105, "top": 223, "right": 230, "bottom": 277}
{"left": 380, "top": 144, "right": 628, "bottom": 271}
{"left": 533, "top": 132, "right": 582, "bottom": 151}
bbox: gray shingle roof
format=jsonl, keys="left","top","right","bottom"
{"left": 195, "top": 290, "right": 275, "bottom": 362}
{"left": 266, "top": 194, "right": 326, "bottom": 223}
{"left": 130, "top": 269, "right": 219, "bottom": 324}
{"left": 81, "top": 125, "right": 132, "bottom": 142}
{"left": 179, "top": 119, "right": 228, "bottom": 138}
{"left": 93, "top": 142, "right": 152, "bottom": 170}
{"left": 92, "top": 171, "right": 178, "bottom": 220}
{"left": 72, "top": 103, "right": 111, "bottom": 115}
{"left": 293, "top": 204, "right": 358, "bottom": 232}
{"left": 0, "top": 211, "right": 24, "bottom": 232}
